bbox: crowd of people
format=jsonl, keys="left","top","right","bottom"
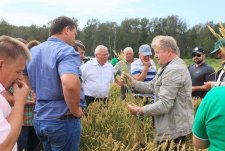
{"left": 1, "top": 15, "right": 225, "bottom": 151}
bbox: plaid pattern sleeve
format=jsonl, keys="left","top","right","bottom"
{"left": 23, "top": 89, "right": 35, "bottom": 126}
{"left": 23, "top": 104, "right": 35, "bottom": 126}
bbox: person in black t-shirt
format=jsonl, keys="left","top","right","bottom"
{"left": 188, "top": 47, "right": 215, "bottom": 98}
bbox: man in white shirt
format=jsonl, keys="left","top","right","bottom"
{"left": 0, "top": 36, "right": 30, "bottom": 151}
{"left": 81, "top": 45, "right": 114, "bottom": 107}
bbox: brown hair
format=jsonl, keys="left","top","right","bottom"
{"left": 72, "top": 40, "right": 86, "bottom": 51}
{"left": 27, "top": 40, "right": 40, "bottom": 49}
{"left": 0, "top": 35, "right": 31, "bottom": 61}
{"left": 49, "top": 16, "right": 77, "bottom": 36}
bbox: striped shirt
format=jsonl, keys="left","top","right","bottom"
{"left": 131, "top": 59, "right": 156, "bottom": 82}
{"left": 131, "top": 59, "right": 156, "bottom": 97}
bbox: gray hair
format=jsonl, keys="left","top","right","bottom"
{"left": 0, "top": 35, "right": 31, "bottom": 61}
{"left": 151, "top": 36, "right": 180, "bottom": 56}
{"left": 94, "top": 45, "right": 108, "bottom": 56}
{"left": 123, "top": 47, "right": 133, "bottom": 54}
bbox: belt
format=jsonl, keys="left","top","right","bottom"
{"left": 58, "top": 114, "right": 81, "bottom": 120}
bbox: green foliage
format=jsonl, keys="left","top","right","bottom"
{"left": 0, "top": 21, "right": 49, "bottom": 42}
{"left": 1, "top": 17, "right": 224, "bottom": 59}
{"left": 109, "top": 83, "right": 121, "bottom": 100}
{"left": 184, "top": 58, "right": 222, "bottom": 71}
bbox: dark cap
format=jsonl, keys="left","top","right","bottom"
{"left": 192, "top": 47, "right": 205, "bottom": 54}
{"left": 210, "top": 39, "right": 225, "bottom": 55}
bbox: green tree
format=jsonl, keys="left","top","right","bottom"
{"left": 82, "top": 19, "right": 99, "bottom": 56}
{"left": 149, "top": 15, "right": 188, "bottom": 57}
{"left": 117, "top": 18, "right": 141, "bottom": 56}
{"left": 0, "top": 19, "right": 12, "bottom": 36}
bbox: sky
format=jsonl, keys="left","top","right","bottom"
{"left": 0, "top": 0, "right": 224, "bottom": 30}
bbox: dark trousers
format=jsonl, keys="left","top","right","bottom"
{"left": 85, "top": 95, "right": 108, "bottom": 107}
{"left": 157, "top": 136, "right": 186, "bottom": 151}
{"left": 17, "top": 126, "right": 41, "bottom": 151}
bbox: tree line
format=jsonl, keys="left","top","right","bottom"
{"left": 0, "top": 15, "right": 223, "bottom": 58}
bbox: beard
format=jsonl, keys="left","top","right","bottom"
{"left": 194, "top": 59, "right": 203, "bottom": 64}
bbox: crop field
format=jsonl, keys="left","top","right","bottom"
{"left": 80, "top": 58, "right": 220, "bottom": 151}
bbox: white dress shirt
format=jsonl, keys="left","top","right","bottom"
{"left": 81, "top": 58, "right": 114, "bottom": 98}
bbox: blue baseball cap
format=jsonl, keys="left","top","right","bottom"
{"left": 139, "top": 44, "right": 152, "bottom": 56}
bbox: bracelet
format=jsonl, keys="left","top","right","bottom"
{"left": 136, "top": 107, "right": 140, "bottom": 117}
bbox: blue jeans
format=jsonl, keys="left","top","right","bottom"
{"left": 34, "top": 119, "right": 81, "bottom": 151}
{"left": 17, "top": 126, "right": 41, "bottom": 151}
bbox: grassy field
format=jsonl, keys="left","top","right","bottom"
{"left": 80, "top": 58, "right": 221, "bottom": 151}
{"left": 183, "top": 58, "right": 222, "bottom": 71}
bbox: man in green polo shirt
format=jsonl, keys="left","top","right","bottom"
{"left": 192, "top": 86, "right": 225, "bottom": 150}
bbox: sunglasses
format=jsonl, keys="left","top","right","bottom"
{"left": 192, "top": 53, "right": 202, "bottom": 57}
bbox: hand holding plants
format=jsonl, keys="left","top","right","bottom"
{"left": 121, "top": 72, "right": 135, "bottom": 87}
{"left": 127, "top": 102, "right": 143, "bottom": 116}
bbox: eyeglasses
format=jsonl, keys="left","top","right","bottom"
{"left": 192, "top": 53, "right": 201, "bottom": 57}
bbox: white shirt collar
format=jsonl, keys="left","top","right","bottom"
{"left": 0, "top": 83, "right": 5, "bottom": 93}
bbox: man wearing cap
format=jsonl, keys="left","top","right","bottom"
{"left": 131, "top": 44, "right": 156, "bottom": 103}
{"left": 188, "top": 47, "right": 215, "bottom": 98}
{"left": 204, "top": 39, "right": 225, "bottom": 89}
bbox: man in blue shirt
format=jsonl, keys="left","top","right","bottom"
{"left": 26, "top": 16, "right": 84, "bottom": 151}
